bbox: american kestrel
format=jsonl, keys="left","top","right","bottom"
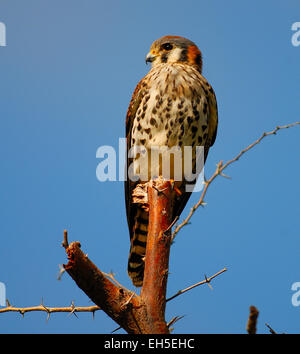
{"left": 125, "top": 36, "right": 218, "bottom": 287}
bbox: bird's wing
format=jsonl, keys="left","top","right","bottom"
{"left": 172, "top": 78, "right": 218, "bottom": 220}
{"left": 125, "top": 77, "right": 147, "bottom": 239}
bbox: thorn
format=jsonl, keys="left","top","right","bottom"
{"left": 220, "top": 172, "right": 231, "bottom": 179}
{"left": 70, "top": 311, "right": 79, "bottom": 319}
{"left": 121, "top": 291, "right": 136, "bottom": 308}
{"left": 40, "top": 297, "right": 50, "bottom": 316}
{"left": 216, "top": 160, "right": 223, "bottom": 173}
{"left": 57, "top": 264, "right": 65, "bottom": 281}
{"left": 164, "top": 216, "right": 179, "bottom": 233}
{"left": 205, "top": 275, "right": 213, "bottom": 290}
{"left": 68, "top": 300, "right": 78, "bottom": 318}
{"left": 153, "top": 184, "right": 168, "bottom": 195}
{"left": 6, "top": 299, "right": 11, "bottom": 307}
{"left": 265, "top": 322, "right": 278, "bottom": 334}
{"left": 167, "top": 315, "right": 185, "bottom": 328}
{"left": 111, "top": 326, "right": 122, "bottom": 334}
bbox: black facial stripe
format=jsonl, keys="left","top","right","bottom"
{"left": 178, "top": 49, "right": 188, "bottom": 62}
{"left": 161, "top": 53, "right": 168, "bottom": 63}
{"left": 195, "top": 53, "right": 202, "bottom": 66}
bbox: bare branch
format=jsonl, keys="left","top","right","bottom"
{"left": 167, "top": 315, "right": 185, "bottom": 331}
{"left": 0, "top": 301, "right": 100, "bottom": 318}
{"left": 2, "top": 122, "right": 298, "bottom": 334}
{"left": 62, "top": 240, "right": 148, "bottom": 334}
{"left": 102, "top": 271, "right": 135, "bottom": 294}
{"left": 172, "top": 122, "right": 300, "bottom": 240}
{"left": 166, "top": 267, "right": 227, "bottom": 302}
{"left": 265, "top": 323, "right": 278, "bottom": 334}
{"left": 61, "top": 229, "right": 69, "bottom": 249}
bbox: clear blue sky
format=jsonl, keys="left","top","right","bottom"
{"left": 0, "top": 0, "right": 299, "bottom": 334}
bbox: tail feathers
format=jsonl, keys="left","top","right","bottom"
{"left": 128, "top": 209, "right": 149, "bottom": 287}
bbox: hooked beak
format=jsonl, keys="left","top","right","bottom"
{"left": 145, "top": 51, "right": 158, "bottom": 64}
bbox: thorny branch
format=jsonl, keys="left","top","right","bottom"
{"left": 171, "top": 122, "right": 300, "bottom": 240}
{"left": 0, "top": 122, "right": 299, "bottom": 332}
{"left": 265, "top": 323, "right": 279, "bottom": 334}
{"left": 166, "top": 267, "right": 228, "bottom": 302}
{"left": 0, "top": 298, "right": 100, "bottom": 319}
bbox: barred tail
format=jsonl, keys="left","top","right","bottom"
{"left": 127, "top": 209, "right": 149, "bottom": 287}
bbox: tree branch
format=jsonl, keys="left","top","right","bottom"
{"left": 62, "top": 240, "right": 148, "bottom": 334}
{"left": 265, "top": 322, "right": 278, "bottom": 334}
{"left": 140, "top": 178, "right": 175, "bottom": 334}
{"left": 166, "top": 267, "right": 227, "bottom": 302}
{"left": 172, "top": 122, "right": 300, "bottom": 240}
{"left": 246, "top": 305, "right": 259, "bottom": 334}
{"left": 54, "top": 179, "right": 175, "bottom": 334}
{"left": 60, "top": 179, "right": 176, "bottom": 333}
{"left": 0, "top": 299, "right": 100, "bottom": 319}
{"left": 1, "top": 122, "right": 298, "bottom": 334}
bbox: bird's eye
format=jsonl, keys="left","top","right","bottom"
{"left": 162, "top": 43, "right": 173, "bottom": 51}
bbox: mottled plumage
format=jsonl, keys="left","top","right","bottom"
{"left": 125, "top": 36, "right": 218, "bottom": 286}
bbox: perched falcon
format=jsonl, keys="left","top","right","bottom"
{"left": 125, "top": 36, "right": 218, "bottom": 287}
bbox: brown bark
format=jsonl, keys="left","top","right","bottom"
{"left": 140, "top": 179, "right": 174, "bottom": 333}
{"left": 246, "top": 306, "right": 259, "bottom": 334}
{"left": 63, "top": 178, "right": 175, "bottom": 334}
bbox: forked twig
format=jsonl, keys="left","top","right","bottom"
{"left": 167, "top": 315, "right": 185, "bottom": 331}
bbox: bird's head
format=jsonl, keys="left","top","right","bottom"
{"left": 145, "top": 35, "right": 202, "bottom": 72}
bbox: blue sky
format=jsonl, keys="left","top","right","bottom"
{"left": 0, "top": 0, "right": 299, "bottom": 334}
